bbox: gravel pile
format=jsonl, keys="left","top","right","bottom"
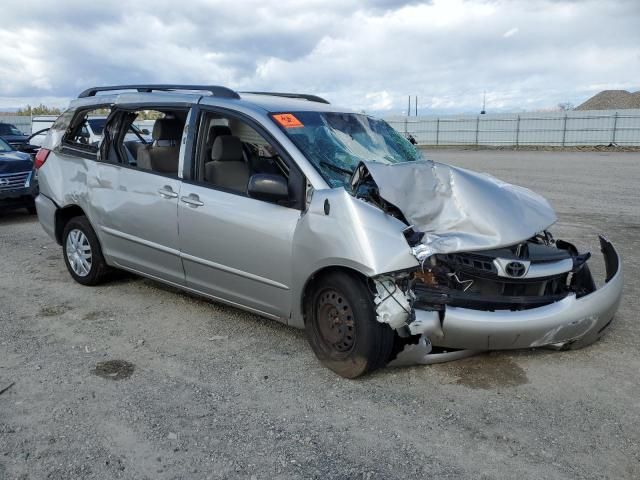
{"left": 576, "top": 90, "right": 640, "bottom": 110}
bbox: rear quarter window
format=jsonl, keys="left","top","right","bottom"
{"left": 51, "top": 109, "right": 75, "bottom": 131}
{"left": 60, "top": 106, "right": 111, "bottom": 159}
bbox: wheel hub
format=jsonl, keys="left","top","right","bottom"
{"left": 317, "top": 289, "right": 355, "bottom": 352}
{"left": 66, "top": 229, "right": 92, "bottom": 277}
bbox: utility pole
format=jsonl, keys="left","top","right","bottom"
{"left": 415, "top": 96, "right": 418, "bottom": 116}
{"left": 407, "top": 96, "right": 411, "bottom": 117}
{"left": 480, "top": 90, "right": 486, "bottom": 114}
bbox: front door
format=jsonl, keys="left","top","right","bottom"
{"left": 178, "top": 184, "right": 300, "bottom": 318}
{"left": 177, "top": 109, "right": 304, "bottom": 318}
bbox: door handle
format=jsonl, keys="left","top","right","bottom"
{"left": 181, "top": 194, "right": 204, "bottom": 207}
{"left": 158, "top": 186, "right": 178, "bottom": 199}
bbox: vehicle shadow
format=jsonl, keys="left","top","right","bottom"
{"left": 0, "top": 209, "right": 37, "bottom": 226}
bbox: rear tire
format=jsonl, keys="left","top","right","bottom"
{"left": 304, "top": 271, "right": 394, "bottom": 378}
{"left": 62, "top": 216, "right": 112, "bottom": 286}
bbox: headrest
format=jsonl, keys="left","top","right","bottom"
{"left": 152, "top": 118, "right": 183, "bottom": 141}
{"left": 211, "top": 135, "right": 243, "bottom": 162}
{"left": 207, "top": 125, "right": 232, "bottom": 146}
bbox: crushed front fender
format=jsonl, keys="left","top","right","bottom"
{"left": 423, "top": 236, "right": 623, "bottom": 351}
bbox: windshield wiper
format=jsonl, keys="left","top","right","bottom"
{"left": 319, "top": 160, "right": 355, "bottom": 177}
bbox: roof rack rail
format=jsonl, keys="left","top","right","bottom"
{"left": 241, "top": 91, "right": 330, "bottom": 104}
{"left": 78, "top": 84, "right": 240, "bottom": 99}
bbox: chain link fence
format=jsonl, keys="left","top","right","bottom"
{"left": 385, "top": 109, "right": 640, "bottom": 147}
{"left": 0, "top": 114, "right": 33, "bottom": 135}
{"left": 4, "top": 109, "right": 640, "bottom": 147}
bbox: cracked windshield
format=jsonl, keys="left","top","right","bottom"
{"left": 278, "top": 112, "right": 423, "bottom": 187}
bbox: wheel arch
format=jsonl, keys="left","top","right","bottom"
{"left": 54, "top": 204, "right": 88, "bottom": 244}
{"left": 298, "top": 265, "right": 371, "bottom": 329}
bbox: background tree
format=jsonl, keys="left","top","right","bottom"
{"left": 15, "top": 104, "right": 62, "bottom": 116}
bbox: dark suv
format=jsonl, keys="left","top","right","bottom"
{"left": 0, "top": 122, "right": 30, "bottom": 149}
{"left": 0, "top": 137, "right": 38, "bottom": 213}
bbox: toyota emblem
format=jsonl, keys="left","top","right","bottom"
{"left": 505, "top": 261, "right": 526, "bottom": 277}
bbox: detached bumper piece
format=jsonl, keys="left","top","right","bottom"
{"left": 412, "top": 236, "right": 623, "bottom": 351}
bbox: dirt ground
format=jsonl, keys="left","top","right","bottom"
{"left": 1, "top": 149, "right": 639, "bottom": 479}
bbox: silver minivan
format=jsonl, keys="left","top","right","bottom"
{"left": 35, "top": 85, "right": 623, "bottom": 378}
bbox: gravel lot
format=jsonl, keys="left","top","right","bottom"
{"left": 1, "top": 149, "right": 639, "bottom": 479}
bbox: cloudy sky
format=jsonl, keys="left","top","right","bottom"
{"left": 1, "top": 0, "right": 639, "bottom": 114}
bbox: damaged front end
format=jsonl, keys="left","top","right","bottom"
{"left": 354, "top": 160, "right": 623, "bottom": 364}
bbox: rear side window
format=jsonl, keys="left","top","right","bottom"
{"left": 112, "top": 108, "right": 187, "bottom": 177}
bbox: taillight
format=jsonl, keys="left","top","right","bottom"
{"left": 34, "top": 148, "right": 50, "bottom": 169}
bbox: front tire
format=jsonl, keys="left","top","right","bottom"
{"left": 62, "top": 216, "right": 112, "bottom": 285}
{"left": 304, "top": 271, "right": 394, "bottom": 378}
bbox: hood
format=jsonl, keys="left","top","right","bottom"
{"left": 0, "top": 150, "right": 33, "bottom": 174}
{"left": 359, "top": 160, "right": 557, "bottom": 258}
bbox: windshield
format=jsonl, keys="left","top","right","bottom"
{"left": 87, "top": 118, "right": 107, "bottom": 136}
{"left": 0, "top": 138, "right": 12, "bottom": 152}
{"left": 275, "top": 112, "right": 422, "bottom": 187}
{"left": 0, "top": 123, "right": 24, "bottom": 136}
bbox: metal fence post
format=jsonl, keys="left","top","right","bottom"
{"left": 515, "top": 115, "right": 520, "bottom": 147}
{"left": 436, "top": 118, "right": 440, "bottom": 146}
{"left": 561, "top": 114, "right": 568, "bottom": 147}
{"left": 612, "top": 112, "right": 619, "bottom": 145}
{"left": 475, "top": 116, "right": 480, "bottom": 146}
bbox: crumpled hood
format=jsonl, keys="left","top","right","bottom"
{"left": 361, "top": 160, "right": 557, "bottom": 258}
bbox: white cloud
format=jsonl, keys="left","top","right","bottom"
{"left": 0, "top": 0, "right": 638, "bottom": 114}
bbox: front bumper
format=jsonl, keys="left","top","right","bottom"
{"left": 0, "top": 184, "right": 38, "bottom": 210}
{"left": 413, "top": 236, "right": 623, "bottom": 351}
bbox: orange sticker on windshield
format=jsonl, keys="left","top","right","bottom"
{"left": 272, "top": 113, "right": 303, "bottom": 128}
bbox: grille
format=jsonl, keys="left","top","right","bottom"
{"left": 0, "top": 171, "right": 31, "bottom": 192}
{"left": 443, "top": 253, "right": 496, "bottom": 274}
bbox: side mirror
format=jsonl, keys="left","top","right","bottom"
{"left": 247, "top": 174, "right": 289, "bottom": 202}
